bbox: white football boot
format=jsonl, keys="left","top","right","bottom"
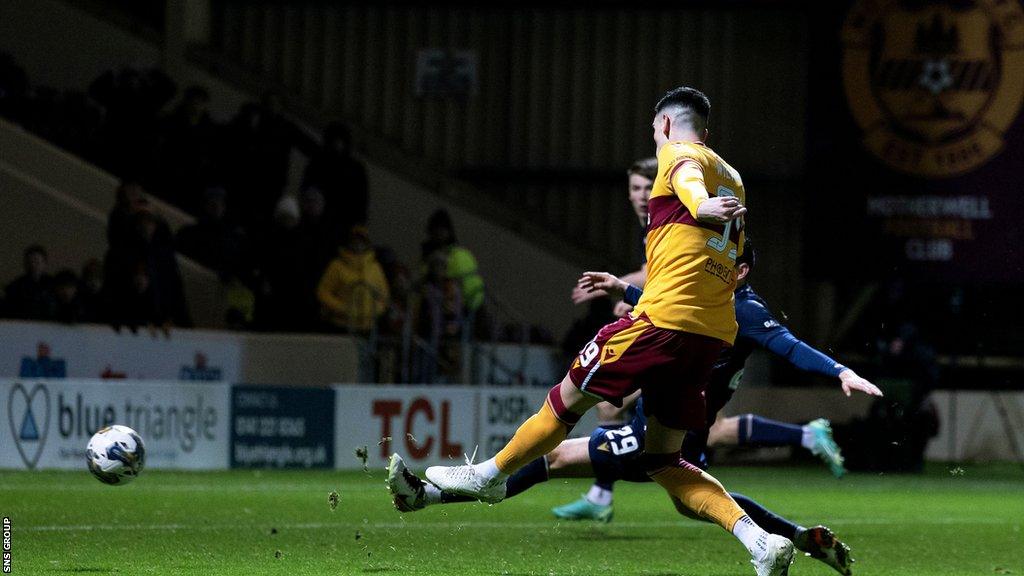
{"left": 424, "top": 464, "right": 506, "bottom": 504}
{"left": 752, "top": 534, "right": 795, "bottom": 576}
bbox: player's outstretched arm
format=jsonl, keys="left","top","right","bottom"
{"left": 571, "top": 267, "right": 644, "bottom": 304}
{"left": 577, "top": 272, "right": 629, "bottom": 301}
{"left": 740, "top": 300, "right": 882, "bottom": 398}
{"left": 767, "top": 333, "right": 882, "bottom": 398}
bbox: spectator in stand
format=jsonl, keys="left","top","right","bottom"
{"left": 113, "top": 261, "right": 169, "bottom": 334}
{"left": 154, "top": 85, "right": 217, "bottom": 215}
{"left": 317, "top": 225, "right": 390, "bottom": 333}
{"left": 175, "top": 186, "right": 248, "bottom": 278}
{"left": 296, "top": 186, "right": 337, "bottom": 283}
{"left": 373, "top": 247, "right": 413, "bottom": 382}
{"left": 4, "top": 245, "right": 54, "bottom": 321}
{"left": 303, "top": 122, "right": 368, "bottom": 238}
{"left": 420, "top": 209, "right": 485, "bottom": 314}
{"left": 223, "top": 276, "right": 256, "bottom": 330}
{"left": 254, "top": 196, "right": 309, "bottom": 332}
{"left": 51, "top": 269, "right": 83, "bottom": 324}
{"left": 78, "top": 259, "right": 107, "bottom": 323}
{"left": 222, "top": 92, "right": 314, "bottom": 233}
{"left": 88, "top": 67, "right": 175, "bottom": 178}
{"left": 105, "top": 207, "right": 191, "bottom": 329}
{"left": 417, "top": 251, "right": 464, "bottom": 344}
{"left": 175, "top": 186, "right": 254, "bottom": 329}
{"left": 107, "top": 181, "right": 149, "bottom": 251}
{"left": 376, "top": 247, "right": 412, "bottom": 337}
{"left": 414, "top": 250, "right": 464, "bottom": 383}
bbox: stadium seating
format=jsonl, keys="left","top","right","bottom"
{"left": 0, "top": 118, "right": 229, "bottom": 327}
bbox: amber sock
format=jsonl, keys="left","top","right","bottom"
{"left": 492, "top": 401, "right": 569, "bottom": 474}
{"left": 647, "top": 457, "right": 747, "bottom": 532}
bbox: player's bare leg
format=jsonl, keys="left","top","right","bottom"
{"left": 595, "top": 390, "right": 641, "bottom": 426}
{"left": 707, "top": 412, "right": 739, "bottom": 445}
{"left": 425, "top": 374, "right": 599, "bottom": 502}
{"left": 596, "top": 401, "right": 627, "bottom": 426}
{"left": 546, "top": 437, "right": 594, "bottom": 477}
{"left": 644, "top": 415, "right": 794, "bottom": 576}
{"left": 708, "top": 413, "right": 847, "bottom": 477}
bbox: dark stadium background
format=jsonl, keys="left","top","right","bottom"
{"left": 1, "top": 0, "right": 1022, "bottom": 501}
{"left": 2, "top": 1, "right": 1023, "bottom": 575}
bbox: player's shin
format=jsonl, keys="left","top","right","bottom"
{"left": 491, "top": 385, "right": 582, "bottom": 476}
{"left": 730, "top": 492, "right": 803, "bottom": 541}
{"left": 505, "top": 456, "right": 550, "bottom": 498}
{"left": 737, "top": 414, "right": 803, "bottom": 447}
{"left": 645, "top": 452, "right": 746, "bottom": 531}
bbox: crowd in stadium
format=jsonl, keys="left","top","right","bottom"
{"left": 0, "top": 53, "right": 509, "bottom": 359}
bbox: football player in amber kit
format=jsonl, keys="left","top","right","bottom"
{"left": 420, "top": 87, "right": 794, "bottom": 575}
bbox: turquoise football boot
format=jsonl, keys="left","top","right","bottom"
{"left": 551, "top": 496, "right": 613, "bottom": 523}
{"left": 807, "top": 419, "right": 847, "bottom": 478}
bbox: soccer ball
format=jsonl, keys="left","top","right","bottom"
{"left": 86, "top": 425, "right": 146, "bottom": 485}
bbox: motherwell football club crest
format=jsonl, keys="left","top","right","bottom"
{"left": 842, "top": 0, "right": 1024, "bottom": 178}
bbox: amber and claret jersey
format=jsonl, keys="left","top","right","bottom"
{"left": 632, "top": 140, "right": 746, "bottom": 345}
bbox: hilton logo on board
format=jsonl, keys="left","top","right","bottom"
{"left": 842, "top": 0, "right": 1024, "bottom": 178}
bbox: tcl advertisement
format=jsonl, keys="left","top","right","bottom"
{"left": 332, "top": 385, "right": 597, "bottom": 470}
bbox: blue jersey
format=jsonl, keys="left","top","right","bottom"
{"left": 710, "top": 284, "right": 846, "bottom": 404}
{"left": 591, "top": 283, "right": 847, "bottom": 474}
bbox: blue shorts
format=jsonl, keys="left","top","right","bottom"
{"left": 587, "top": 399, "right": 711, "bottom": 483}
{"left": 588, "top": 415, "right": 651, "bottom": 483}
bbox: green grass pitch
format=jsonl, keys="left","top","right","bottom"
{"left": 2, "top": 464, "right": 1022, "bottom": 575}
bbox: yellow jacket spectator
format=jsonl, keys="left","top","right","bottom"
{"left": 317, "top": 226, "right": 390, "bottom": 332}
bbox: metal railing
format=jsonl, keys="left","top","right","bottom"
{"left": 354, "top": 282, "right": 552, "bottom": 386}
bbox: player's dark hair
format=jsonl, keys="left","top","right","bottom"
{"left": 736, "top": 236, "right": 755, "bottom": 269}
{"left": 654, "top": 87, "right": 711, "bottom": 130}
{"left": 627, "top": 157, "right": 658, "bottom": 181}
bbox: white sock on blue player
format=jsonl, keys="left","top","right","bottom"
{"left": 585, "top": 485, "right": 613, "bottom": 506}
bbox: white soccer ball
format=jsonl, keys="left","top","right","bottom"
{"left": 86, "top": 425, "right": 146, "bottom": 485}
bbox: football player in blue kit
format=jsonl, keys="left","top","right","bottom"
{"left": 387, "top": 239, "right": 882, "bottom": 575}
